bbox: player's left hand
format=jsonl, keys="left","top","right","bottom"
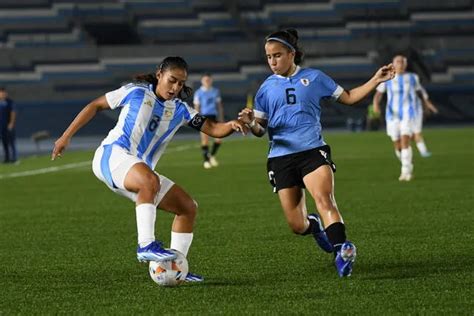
{"left": 374, "top": 63, "right": 395, "bottom": 83}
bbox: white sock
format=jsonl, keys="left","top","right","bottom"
{"left": 401, "top": 147, "right": 413, "bottom": 175}
{"left": 394, "top": 150, "right": 401, "bottom": 161}
{"left": 136, "top": 203, "right": 156, "bottom": 247}
{"left": 170, "top": 231, "right": 194, "bottom": 257}
{"left": 416, "top": 141, "right": 428, "bottom": 155}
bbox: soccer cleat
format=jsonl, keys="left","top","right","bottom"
{"left": 398, "top": 173, "right": 413, "bottom": 182}
{"left": 420, "top": 151, "right": 432, "bottom": 158}
{"left": 184, "top": 272, "right": 204, "bottom": 282}
{"left": 307, "top": 213, "right": 333, "bottom": 253}
{"left": 335, "top": 241, "right": 357, "bottom": 277}
{"left": 209, "top": 156, "right": 219, "bottom": 167}
{"left": 203, "top": 161, "right": 212, "bottom": 169}
{"left": 137, "top": 241, "right": 177, "bottom": 262}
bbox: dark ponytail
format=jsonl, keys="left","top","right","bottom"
{"left": 265, "top": 28, "right": 304, "bottom": 65}
{"left": 132, "top": 56, "right": 193, "bottom": 99}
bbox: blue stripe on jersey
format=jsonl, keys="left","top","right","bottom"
{"left": 137, "top": 102, "right": 165, "bottom": 159}
{"left": 100, "top": 144, "right": 117, "bottom": 188}
{"left": 115, "top": 89, "right": 146, "bottom": 151}
{"left": 144, "top": 107, "right": 185, "bottom": 167}
{"left": 408, "top": 74, "right": 416, "bottom": 119}
{"left": 397, "top": 75, "right": 404, "bottom": 120}
{"left": 387, "top": 80, "right": 393, "bottom": 120}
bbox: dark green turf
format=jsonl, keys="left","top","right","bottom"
{"left": 0, "top": 128, "right": 473, "bottom": 314}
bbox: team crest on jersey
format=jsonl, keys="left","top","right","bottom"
{"left": 301, "top": 78, "right": 310, "bottom": 86}
{"left": 164, "top": 108, "right": 173, "bottom": 118}
{"left": 144, "top": 100, "right": 153, "bottom": 107}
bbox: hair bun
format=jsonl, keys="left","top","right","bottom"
{"left": 286, "top": 28, "right": 299, "bottom": 40}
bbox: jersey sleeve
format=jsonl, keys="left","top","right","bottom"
{"left": 105, "top": 85, "right": 134, "bottom": 109}
{"left": 317, "top": 71, "right": 343, "bottom": 100}
{"left": 414, "top": 74, "right": 423, "bottom": 92}
{"left": 419, "top": 84, "right": 429, "bottom": 100}
{"left": 182, "top": 101, "right": 199, "bottom": 122}
{"left": 376, "top": 82, "right": 386, "bottom": 93}
{"left": 253, "top": 86, "right": 268, "bottom": 120}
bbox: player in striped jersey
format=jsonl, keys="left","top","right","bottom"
{"left": 52, "top": 57, "right": 246, "bottom": 282}
{"left": 373, "top": 54, "right": 437, "bottom": 180}
{"left": 238, "top": 29, "right": 395, "bottom": 277}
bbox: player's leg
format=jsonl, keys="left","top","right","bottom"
{"left": 157, "top": 182, "right": 203, "bottom": 282}
{"left": 200, "top": 132, "right": 211, "bottom": 169}
{"left": 209, "top": 137, "right": 222, "bottom": 167}
{"left": 399, "top": 120, "right": 414, "bottom": 181}
{"left": 387, "top": 119, "right": 402, "bottom": 161}
{"left": 1, "top": 130, "right": 10, "bottom": 162}
{"left": 8, "top": 129, "right": 17, "bottom": 162}
{"left": 277, "top": 187, "right": 332, "bottom": 253}
{"left": 413, "top": 115, "right": 431, "bottom": 158}
{"left": 303, "top": 165, "right": 356, "bottom": 277}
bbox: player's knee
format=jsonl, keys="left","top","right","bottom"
{"left": 141, "top": 173, "right": 161, "bottom": 195}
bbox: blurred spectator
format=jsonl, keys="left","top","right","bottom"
{"left": 0, "top": 87, "right": 17, "bottom": 163}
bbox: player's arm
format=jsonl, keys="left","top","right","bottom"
{"left": 188, "top": 114, "right": 247, "bottom": 138}
{"left": 7, "top": 109, "right": 16, "bottom": 130}
{"left": 238, "top": 108, "right": 267, "bottom": 137}
{"left": 338, "top": 64, "right": 395, "bottom": 106}
{"left": 52, "top": 95, "right": 109, "bottom": 160}
{"left": 417, "top": 88, "right": 438, "bottom": 114}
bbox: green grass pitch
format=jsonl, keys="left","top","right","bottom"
{"left": 0, "top": 127, "right": 473, "bottom": 314}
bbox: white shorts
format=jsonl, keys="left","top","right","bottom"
{"left": 386, "top": 118, "right": 415, "bottom": 141}
{"left": 413, "top": 114, "right": 423, "bottom": 134}
{"left": 92, "top": 144, "right": 174, "bottom": 206}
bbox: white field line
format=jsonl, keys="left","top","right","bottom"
{"left": 0, "top": 143, "right": 201, "bottom": 180}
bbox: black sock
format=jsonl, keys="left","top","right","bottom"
{"left": 211, "top": 142, "right": 221, "bottom": 156}
{"left": 325, "top": 222, "right": 346, "bottom": 253}
{"left": 301, "top": 217, "right": 315, "bottom": 235}
{"left": 201, "top": 145, "right": 209, "bottom": 161}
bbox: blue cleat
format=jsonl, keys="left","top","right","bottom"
{"left": 335, "top": 241, "right": 357, "bottom": 277}
{"left": 184, "top": 272, "right": 204, "bottom": 282}
{"left": 308, "top": 213, "right": 333, "bottom": 253}
{"left": 137, "top": 241, "right": 177, "bottom": 262}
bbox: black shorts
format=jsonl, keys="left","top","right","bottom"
{"left": 266, "top": 145, "right": 336, "bottom": 193}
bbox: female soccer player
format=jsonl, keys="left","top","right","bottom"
{"left": 238, "top": 29, "right": 395, "bottom": 277}
{"left": 52, "top": 56, "right": 246, "bottom": 282}
{"left": 193, "top": 73, "right": 224, "bottom": 169}
{"left": 373, "top": 54, "right": 438, "bottom": 180}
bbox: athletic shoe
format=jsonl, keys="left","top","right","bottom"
{"left": 307, "top": 213, "right": 333, "bottom": 253}
{"left": 184, "top": 272, "right": 204, "bottom": 282}
{"left": 420, "top": 151, "right": 432, "bottom": 158}
{"left": 398, "top": 173, "right": 413, "bottom": 181}
{"left": 209, "top": 156, "right": 219, "bottom": 167}
{"left": 335, "top": 241, "right": 357, "bottom": 277}
{"left": 203, "top": 161, "right": 212, "bottom": 169}
{"left": 137, "top": 241, "right": 177, "bottom": 262}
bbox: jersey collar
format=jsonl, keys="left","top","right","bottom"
{"left": 274, "top": 66, "right": 301, "bottom": 79}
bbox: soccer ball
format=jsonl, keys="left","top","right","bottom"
{"left": 148, "top": 249, "right": 188, "bottom": 287}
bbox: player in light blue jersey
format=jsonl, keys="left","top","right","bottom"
{"left": 52, "top": 57, "right": 247, "bottom": 282}
{"left": 193, "top": 73, "right": 224, "bottom": 169}
{"left": 373, "top": 54, "right": 439, "bottom": 181}
{"left": 239, "top": 29, "right": 395, "bottom": 277}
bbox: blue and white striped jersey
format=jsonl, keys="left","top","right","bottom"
{"left": 193, "top": 86, "right": 221, "bottom": 116}
{"left": 102, "top": 82, "right": 198, "bottom": 168}
{"left": 376, "top": 72, "right": 422, "bottom": 121}
{"left": 254, "top": 66, "right": 343, "bottom": 158}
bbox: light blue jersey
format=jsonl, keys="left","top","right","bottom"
{"left": 102, "top": 82, "right": 198, "bottom": 168}
{"left": 376, "top": 72, "right": 422, "bottom": 122}
{"left": 254, "top": 66, "right": 343, "bottom": 158}
{"left": 193, "top": 86, "right": 221, "bottom": 116}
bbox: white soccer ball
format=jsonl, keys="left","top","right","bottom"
{"left": 148, "top": 249, "right": 188, "bottom": 287}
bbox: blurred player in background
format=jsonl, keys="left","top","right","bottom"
{"left": 373, "top": 54, "right": 438, "bottom": 181}
{"left": 0, "top": 87, "right": 17, "bottom": 164}
{"left": 239, "top": 29, "right": 395, "bottom": 277}
{"left": 193, "top": 73, "right": 224, "bottom": 169}
{"left": 52, "top": 56, "right": 246, "bottom": 282}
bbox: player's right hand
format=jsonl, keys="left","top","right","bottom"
{"left": 238, "top": 108, "right": 254, "bottom": 124}
{"left": 51, "top": 136, "right": 70, "bottom": 160}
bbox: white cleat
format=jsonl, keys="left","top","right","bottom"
{"left": 203, "top": 161, "right": 212, "bottom": 169}
{"left": 209, "top": 156, "right": 219, "bottom": 167}
{"left": 398, "top": 173, "right": 413, "bottom": 181}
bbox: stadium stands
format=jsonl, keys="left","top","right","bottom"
{"left": 0, "top": 0, "right": 472, "bottom": 136}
